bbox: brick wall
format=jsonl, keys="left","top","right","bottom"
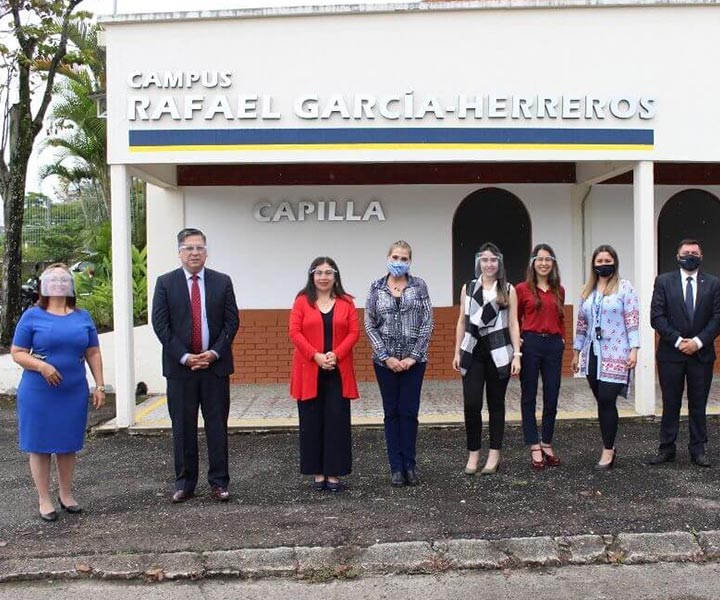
{"left": 231, "top": 305, "right": 578, "bottom": 384}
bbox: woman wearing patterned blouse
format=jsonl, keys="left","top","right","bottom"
{"left": 572, "top": 245, "right": 640, "bottom": 471}
{"left": 365, "top": 241, "right": 434, "bottom": 487}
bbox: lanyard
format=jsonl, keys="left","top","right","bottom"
{"left": 592, "top": 290, "right": 604, "bottom": 340}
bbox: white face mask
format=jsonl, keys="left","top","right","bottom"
{"left": 40, "top": 271, "right": 75, "bottom": 297}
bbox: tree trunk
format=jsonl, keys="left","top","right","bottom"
{"left": 0, "top": 105, "right": 34, "bottom": 346}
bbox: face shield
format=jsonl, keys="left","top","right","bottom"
{"left": 40, "top": 271, "right": 75, "bottom": 297}
{"left": 475, "top": 251, "right": 505, "bottom": 280}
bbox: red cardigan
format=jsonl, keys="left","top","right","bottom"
{"left": 289, "top": 294, "right": 360, "bottom": 401}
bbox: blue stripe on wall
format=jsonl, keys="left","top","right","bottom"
{"left": 128, "top": 127, "right": 654, "bottom": 147}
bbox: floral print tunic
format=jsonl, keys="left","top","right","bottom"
{"left": 573, "top": 279, "right": 640, "bottom": 395}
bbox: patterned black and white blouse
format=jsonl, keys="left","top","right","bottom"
{"left": 364, "top": 275, "right": 434, "bottom": 365}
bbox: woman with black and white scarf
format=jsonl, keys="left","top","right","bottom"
{"left": 453, "top": 242, "right": 522, "bottom": 475}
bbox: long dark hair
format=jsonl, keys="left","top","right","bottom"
{"left": 476, "top": 242, "right": 509, "bottom": 308}
{"left": 297, "top": 256, "right": 352, "bottom": 304}
{"left": 525, "top": 243, "right": 564, "bottom": 317}
{"left": 582, "top": 244, "right": 620, "bottom": 300}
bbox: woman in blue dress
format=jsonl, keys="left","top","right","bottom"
{"left": 11, "top": 263, "right": 106, "bottom": 521}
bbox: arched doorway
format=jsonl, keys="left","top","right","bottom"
{"left": 452, "top": 188, "right": 531, "bottom": 303}
{"left": 657, "top": 189, "right": 720, "bottom": 274}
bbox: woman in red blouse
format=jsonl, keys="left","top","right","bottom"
{"left": 516, "top": 244, "right": 565, "bottom": 471}
{"left": 289, "top": 257, "right": 360, "bottom": 492}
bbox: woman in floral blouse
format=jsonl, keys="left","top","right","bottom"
{"left": 365, "top": 241, "right": 434, "bottom": 488}
{"left": 572, "top": 245, "right": 640, "bottom": 471}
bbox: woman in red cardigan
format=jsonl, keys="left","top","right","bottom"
{"left": 289, "top": 256, "right": 360, "bottom": 493}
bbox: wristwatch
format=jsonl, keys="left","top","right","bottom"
{"left": 96, "top": 385, "right": 106, "bottom": 392}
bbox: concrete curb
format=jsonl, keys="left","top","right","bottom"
{"left": 1, "top": 530, "right": 715, "bottom": 583}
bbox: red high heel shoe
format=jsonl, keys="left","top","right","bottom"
{"left": 540, "top": 444, "right": 561, "bottom": 467}
{"left": 530, "top": 448, "right": 545, "bottom": 471}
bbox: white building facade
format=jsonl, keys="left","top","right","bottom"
{"left": 100, "top": 0, "right": 720, "bottom": 426}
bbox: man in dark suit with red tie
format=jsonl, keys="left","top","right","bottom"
{"left": 649, "top": 239, "right": 720, "bottom": 467}
{"left": 152, "top": 228, "right": 239, "bottom": 502}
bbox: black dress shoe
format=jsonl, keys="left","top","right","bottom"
{"left": 593, "top": 450, "right": 617, "bottom": 471}
{"left": 172, "top": 490, "right": 194, "bottom": 504}
{"left": 210, "top": 486, "right": 230, "bottom": 502}
{"left": 311, "top": 479, "right": 326, "bottom": 492}
{"left": 404, "top": 469, "right": 419, "bottom": 486}
{"left": 647, "top": 450, "right": 676, "bottom": 465}
{"left": 691, "top": 453, "right": 711, "bottom": 468}
{"left": 40, "top": 510, "right": 58, "bottom": 522}
{"left": 58, "top": 497, "right": 82, "bottom": 514}
{"left": 391, "top": 471, "right": 405, "bottom": 487}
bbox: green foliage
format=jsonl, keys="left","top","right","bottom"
{"left": 37, "top": 220, "right": 86, "bottom": 264}
{"left": 75, "top": 244, "right": 148, "bottom": 331}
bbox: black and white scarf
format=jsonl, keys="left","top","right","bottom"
{"left": 459, "top": 279, "right": 513, "bottom": 378}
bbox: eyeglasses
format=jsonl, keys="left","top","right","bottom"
{"left": 478, "top": 257, "right": 499, "bottom": 264}
{"left": 179, "top": 245, "right": 207, "bottom": 253}
{"left": 533, "top": 256, "right": 555, "bottom": 264}
{"left": 312, "top": 269, "right": 337, "bottom": 277}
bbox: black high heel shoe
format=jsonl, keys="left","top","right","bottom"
{"left": 593, "top": 449, "right": 616, "bottom": 471}
{"left": 58, "top": 497, "right": 82, "bottom": 514}
{"left": 40, "top": 510, "right": 58, "bottom": 522}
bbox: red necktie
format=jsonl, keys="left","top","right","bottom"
{"left": 190, "top": 275, "right": 202, "bottom": 354}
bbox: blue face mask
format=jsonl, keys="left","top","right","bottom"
{"left": 387, "top": 260, "right": 410, "bottom": 278}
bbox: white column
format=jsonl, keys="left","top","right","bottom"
{"left": 110, "top": 164, "right": 136, "bottom": 428}
{"left": 633, "top": 161, "right": 656, "bottom": 415}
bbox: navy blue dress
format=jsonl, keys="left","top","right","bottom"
{"left": 13, "top": 307, "right": 99, "bottom": 453}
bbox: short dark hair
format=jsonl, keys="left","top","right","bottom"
{"left": 177, "top": 228, "right": 206, "bottom": 245}
{"left": 677, "top": 238, "right": 702, "bottom": 253}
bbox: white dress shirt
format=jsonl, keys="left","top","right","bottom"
{"left": 675, "top": 268, "right": 703, "bottom": 350}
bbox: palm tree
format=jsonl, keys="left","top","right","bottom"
{"left": 40, "top": 22, "right": 109, "bottom": 220}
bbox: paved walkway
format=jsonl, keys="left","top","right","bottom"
{"left": 97, "top": 377, "right": 720, "bottom": 433}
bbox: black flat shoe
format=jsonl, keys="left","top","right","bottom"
{"left": 325, "top": 480, "right": 343, "bottom": 493}
{"left": 58, "top": 497, "right": 82, "bottom": 514}
{"left": 40, "top": 511, "right": 58, "bottom": 522}
{"left": 593, "top": 450, "right": 616, "bottom": 471}
{"left": 404, "top": 469, "right": 419, "bottom": 486}
{"left": 311, "top": 480, "right": 326, "bottom": 492}
{"left": 391, "top": 471, "right": 405, "bottom": 487}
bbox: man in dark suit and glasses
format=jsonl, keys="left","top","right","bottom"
{"left": 152, "top": 228, "right": 239, "bottom": 502}
{"left": 649, "top": 238, "right": 720, "bottom": 467}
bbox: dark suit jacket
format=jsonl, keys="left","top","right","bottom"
{"left": 151, "top": 267, "right": 240, "bottom": 378}
{"left": 650, "top": 270, "right": 720, "bottom": 363}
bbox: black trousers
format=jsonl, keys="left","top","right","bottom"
{"left": 297, "top": 370, "right": 352, "bottom": 477}
{"left": 657, "top": 358, "right": 714, "bottom": 455}
{"left": 586, "top": 349, "right": 624, "bottom": 450}
{"left": 519, "top": 333, "right": 564, "bottom": 446}
{"left": 167, "top": 373, "right": 230, "bottom": 492}
{"left": 462, "top": 351, "right": 509, "bottom": 451}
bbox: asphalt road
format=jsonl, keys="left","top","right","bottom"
{"left": 1, "top": 563, "right": 720, "bottom": 599}
{"left": 2, "top": 394, "right": 720, "bottom": 560}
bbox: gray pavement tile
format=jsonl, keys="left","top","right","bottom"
{"left": 556, "top": 535, "right": 608, "bottom": 564}
{"left": 617, "top": 531, "right": 703, "bottom": 564}
{"left": 354, "top": 542, "right": 437, "bottom": 573}
{"left": 89, "top": 552, "right": 204, "bottom": 580}
{"left": 204, "top": 548, "right": 296, "bottom": 577}
{"left": 437, "top": 539, "right": 510, "bottom": 569}
{"left": 697, "top": 530, "right": 720, "bottom": 559}
{"left": 492, "top": 536, "right": 562, "bottom": 567}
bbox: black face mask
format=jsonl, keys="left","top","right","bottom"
{"left": 593, "top": 264, "right": 616, "bottom": 278}
{"left": 678, "top": 255, "right": 702, "bottom": 272}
